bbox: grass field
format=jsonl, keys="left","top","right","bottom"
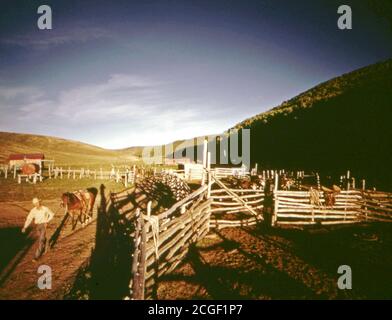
{"left": 0, "top": 177, "right": 125, "bottom": 202}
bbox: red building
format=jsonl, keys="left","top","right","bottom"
{"left": 8, "top": 153, "right": 45, "bottom": 168}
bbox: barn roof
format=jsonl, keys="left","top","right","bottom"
{"left": 8, "top": 153, "right": 45, "bottom": 160}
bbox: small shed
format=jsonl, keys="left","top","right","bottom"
{"left": 181, "top": 163, "right": 204, "bottom": 181}
{"left": 8, "top": 153, "right": 45, "bottom": 168}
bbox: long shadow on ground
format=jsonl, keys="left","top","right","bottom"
{"left": 0, "top": 228, "right": 34, "bottom": 286}
{"left": 65, "top": 184, "right": 134, "bottom": 299}
{"left": 160, "top": 242, "right": 317, "bottom": 299}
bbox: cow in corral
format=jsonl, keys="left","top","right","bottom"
{"left": 223, "top": 175, "right": 265, "bottom": 191}
{"left": 321, "top": 185, "right": 341, "bottom": 207}
{"left": 61, "top": 187, "right": 98, "bottom": 229}
{"left": 251, "top": 175, "right": 266, "bottom": 190}
{"left": 280, "top": 174, "right": 296, "bottom": 190}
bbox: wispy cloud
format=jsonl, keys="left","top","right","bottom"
{"left": 0, "top": 74, "right": 228, "bottom": 148}
{"left": 0, "top": 86, "right": 43, "bottom": 100}
{"left": 1, "top": 26, "right": 112, "bottom": 49}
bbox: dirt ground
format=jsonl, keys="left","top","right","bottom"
{"left": 0, "top": 179, "right": 123, "bottom": 300}
{"left": 1, "top": 178, "right": 392, "bottom": 300}
{"left": 0, "top": 198, "right": 99, "bottom": 299}
{"left": 156, "top": 224, "right": 392, "bottom": 300}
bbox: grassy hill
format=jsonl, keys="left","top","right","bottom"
{"left": 1, "top": 59, "right": 391, "bottom": 188}
{"left": 0, "top": 132, "right": 140, "bottom": 168}
{"left": 232, "top": 59, "right": 392, "bottom": 189}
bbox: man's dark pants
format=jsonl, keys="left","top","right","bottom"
{"left": 35, "top": 223, "right": 47, "bottom": 259}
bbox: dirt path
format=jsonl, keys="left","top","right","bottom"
{"left": 0, "top": 222, "right": 96, "bottom": 299}
{"left": 0, "top": 198, "right": 100, "bottom": 300}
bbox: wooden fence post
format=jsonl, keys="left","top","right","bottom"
{"left": 207, "top": 152, "right": 211, "bottom": 199}
{"left": 131, "top": 209, "right": 146, "bottom": 300}
{"left": 201, "top": 139, "right": 208, "bottom": 186}
{"left": 362, "top": 179, "right": 366, "bottom": 191}
{"left": 125, "top": 170, "right": 128, "bottom": 188}
{"left": 272, "top": 174, "right": 279, "bottom": 226}
{"left": 147, "top": 201, "right": 152, "bottom": 217}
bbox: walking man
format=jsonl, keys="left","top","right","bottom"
{"left": 22, "top": 197, "right": 55, "bottom": 262}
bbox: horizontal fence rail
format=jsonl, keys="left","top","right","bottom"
{"left": 209, "top": 186, "right": 264, "bottom": 229}
{"left": 110, "top": 184, "right": 211, "bottom": 300}
{"left": 274, "top": 190, "right": 392, "bottom": 225}
{"left": 361, "top": 190, "right": 392, "bottom": 222}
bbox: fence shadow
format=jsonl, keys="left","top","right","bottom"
{"left": 66, "top": 184, "right": 134, "bottom": 299}
{"left": 0, "top": 228, "right": 34, "bottom": 286}
{"left": 159, "top": 238, "right": 316, "bottom": 299}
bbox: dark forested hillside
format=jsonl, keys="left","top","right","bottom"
{"left": 233, "top": 59, "right": 392, "bottom": 189}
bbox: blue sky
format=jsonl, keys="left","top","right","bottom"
{"left": 0, "top": 0, "right": 391, "bottom": 148}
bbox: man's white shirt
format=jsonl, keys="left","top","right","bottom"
{"left": 24, "top": 206, "right": 54, "bottom": 229}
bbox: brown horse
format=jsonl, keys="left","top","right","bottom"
{"left": 61, "top": 188, "right": 98, "bottom": 229}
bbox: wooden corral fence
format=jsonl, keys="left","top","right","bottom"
{"left": 272, "top": 188, "right": 392, "bottom": 225}
{"left": 104, "top": 167, "right": 392, "bottom": 300}
{"left": 209, "top": 175, "right": 264, "bottom": 229}
{"left": 110, "top": 183, "right": 211, "bottom": 300}
{"left": 107, "top": 169, "right": 269, "bottom": 299}
{"left": 51, "top": 167, "right": 136, "bottom": 185}
{"left": 17, "top": 173, "right": 43, "bottom": 184}
{"left": 214, "top": 166, "right": 249, "bottom": 179}
{"left": 361, "top": 190, "right": 392, "bottom": 222}
{"left": 8, "top": 166, "right": 138, "bottom": 186}
{"left": 273, "top": 189, "right": 363, "bottom": 226}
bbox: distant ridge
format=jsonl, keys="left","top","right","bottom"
{"left": 0, "top": 131, "right": 139, "bottom": 166}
